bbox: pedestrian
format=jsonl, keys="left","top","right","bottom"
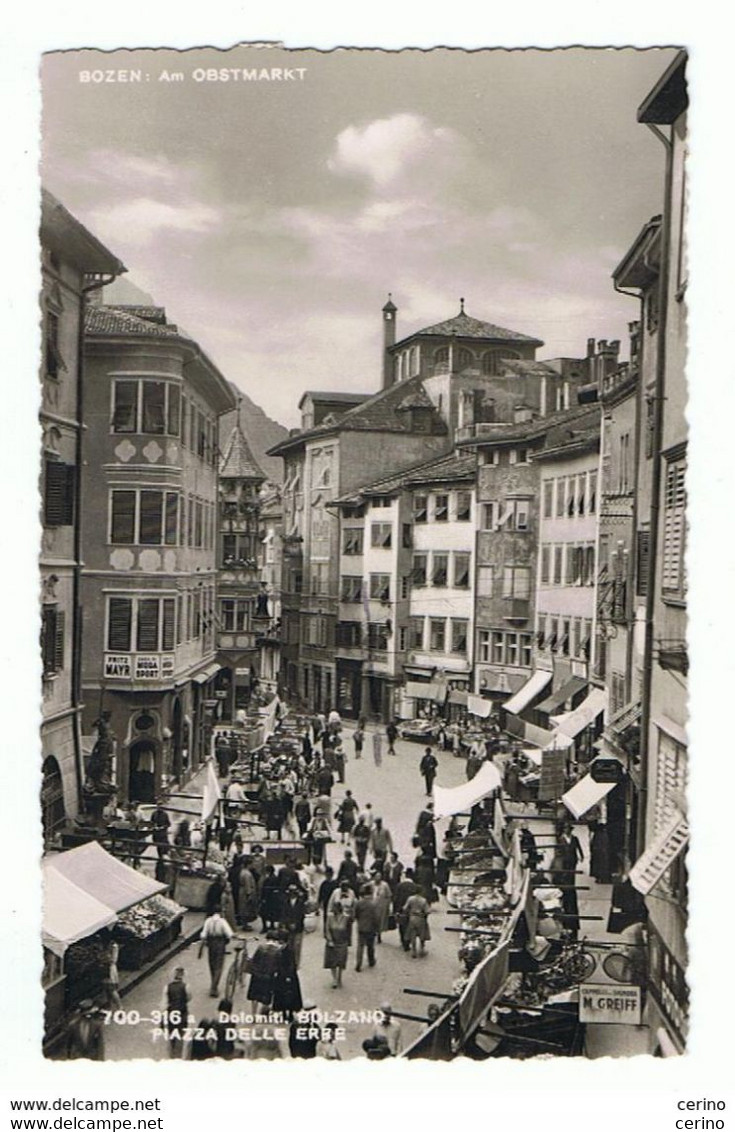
{"left": 552, "top": 822, "right": 584, "bottom": 936}
{"left": 353, "top": 725, "right": 364, "bottom": 760}
{"left": 272, "top": 938, "right": 303, "bottom": 1020}
{"left": 317, "top": 866, "right": 339, "bottom": 933}
{"left": 198, "top": 908, "right": 233, "bottom": 997}
{"left": 258, "top": 864, "right": 281, "bottom": 932}
{"left": 373, "top": 875, "right": 392, "bottom": 943}
{"left": 247, "top": 932, "right": 283, "bottom": 1013}
{"left": 335, "top": 789, "right": 359, "bottom": 843}
{"left": 336, "top": 848, "right": 359, "bottom": 891}
{"left": 161, "top": 966, "right": 190, "bottom": 1058}
{"left": 519, "top": 822, "right": 542, "bottom": 872}
{"left": 372, "top": 730, "right": 383, "bottom": 767}
{"left": 189, "top": 1017, "right": 216, "bottom": 1060}
{"left": 589, "top": 819, "right": 612, "bottom": 884}
{"left": 237, "top": 862, "right": 258, "bottom": 927}
{"left": 386, "top": 719, "right": 399, "bottom": 756}
{"left": 221, "top": 879, "right": 238, "bottom": 931}
{"left": 316, "top": 762, "right": 335, "bottom": 797}
{"left": 372, "top": 1003, "right": 402, "bottom": 1056}
{"left": 466, "top": 741, "right": 484, "bottom": 782}
{"left": 369, "top": 817, "right": 392, "bottom": 870}
{"left": 317, "top": 1022, "right": 342, "bottom": 1059}
{"left": 150, "top": 800, "right": 171, "bottom": 859}
{"left": 416, "top": 802, "right": 437, "bottom": 859}
{"left": 212, "top": 998, "right": 237, "bottom": 1059}
{"left": 103, "top": 940, "right": 121, "bottom": 1010}
{"left": 305, "top": 812, "right": 331, "bottom": 869}
{"left": 288, "top": 1003, "right": 319, "bottom": 1059}
{"left": 383, "top": 851, "right": 403, "bottom": 894}
{"left": 352, "top": 815, "right": 371, "bottom": 870}
{"left": 295, "top": 793, "right": 312, "bottom": 838}
{"left": 420, "top": 747, "right": 438, "bottom": 796}
{"left": 328, "top": 880, "right": 357, "bottom": 940}
{"left": 334, "top": 744, "right": 346, "bottom": 784}
{"left": 324, "top": 898, "right": 351, "bottom": 988}
{"left": 66, "top": 1000, "right": 105, "bottom": 1060}
{"left": 354, "top": 885, "right": 379, "bottom": 971}
{"left": 394, "top": 869, "right": 419, "bottom": 952}
{"left": 280, "top": 885, "right": 307, "bottom": 968}
{"left": 404, "top": 890, "right": 431, "bottom": 958}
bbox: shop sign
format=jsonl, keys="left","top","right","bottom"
{"left": 104, "top": 654, "right": 131, "bottom": 678}
{"left": 131, "top": 654, "right": 175, "bottom": 680}
{"left": 538, "top": 749, "right": 566, "bottom": 801}
{"left": 579, "top": 985, "right": 641, "bottom": 1025}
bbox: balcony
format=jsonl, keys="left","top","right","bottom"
{"left": 657, "top": 639, "right": 688, "bottom": 675}
{"left": 502, "top": 596, "right": 530, "bottom": 622}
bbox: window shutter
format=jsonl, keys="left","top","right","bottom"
{"left": 139, "top": 491, "right": 163, "bottom": 545}
{"left": 165, "top": 492, "right": 178, "bottom": 545}
{"left": 161, "top": 599, "right": 176, "bottom": 651}
{"left": 41, "top": 606, "right": 57, "bottom": 675}
{"left": 108, "top": 598, "right": 132, "bottom": 651}
{"left": 53, "top": 610, "right": 65, "bottom": 671}
{"left": 44, "top": 460, "right": 74, "bottom": 527}
{"left": 662, "top": 461, "right": 686, "bottom": 594}
{"left": 111, "top": 491, "right": 136, "bottom": 544}
{"left": 167, "top": 383, "right": 181, "bottom": 436}
{"left": 636, "top": 530, "right": 650, "bottom": 597}
{"left": 137, "top": 599, "right": 160, "bottom": 651}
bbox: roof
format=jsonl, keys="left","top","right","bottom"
{"left": 269, "top": 372, "right": 448, "bottom": 456}
{"left": 612, "top": 216, "right": 662, "bottom": 289}
{"left": 220, "top": 418, "right": 266, "bottom": 482}
{"left": 535, "top": 422, "right": 600, "bottom": 462}
{"left": 85, "top": 304, "right": 182, "bottom": 339}
{"left": 335, "top": 449, "right": 476, "bottom": 505}
{"left": 457, "top": 402, "right": 597, "bottom": 448}
{"left": 395, "top": 307, "right": 543, "bottom": 348}
{"left": 297, "top": 390, "right": 372, "bottom": 409}
{"left": 637, "top": 51, "right": 688, "bottom": 125}
{"left": 41, "top": 188, "right": 126, "bottom": 277}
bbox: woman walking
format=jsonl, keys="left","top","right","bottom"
{"left": 404, "top": 891, "right": 431, "bottom": 958}
{"left": 373, "top": 876, "right": 392, "bottom": 944}
{"left": 324, "top": 899, "right": 351, "bottom": 988}
{"left": 372, "top": 730, "right": 383, "bottom": 768}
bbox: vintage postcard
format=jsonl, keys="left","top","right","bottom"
{"left": 36, "top": 42, "right": 692, "bottom": 1067}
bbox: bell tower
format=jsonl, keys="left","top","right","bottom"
{"left": 382, "top": 293, "right": 397, "bottom": 390}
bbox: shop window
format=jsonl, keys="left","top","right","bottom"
{"left": 43, "top": 458, "right": 75, "bottom": 528}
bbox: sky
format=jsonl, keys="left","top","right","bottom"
{"left": 41, "top": 44, "right": 678, "bottom": 427}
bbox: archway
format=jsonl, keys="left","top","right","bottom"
{"left": 128, "top": 739, "right": 157, "bottom": 803}
{"left": 41, "top": 756, "right": 65, "bottom": 841}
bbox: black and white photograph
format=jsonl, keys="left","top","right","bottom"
{"left": 33, "top": 41, "right": 692, "bottom": 1066}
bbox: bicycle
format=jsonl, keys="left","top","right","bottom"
{"left": 224, "top": 933, "right": 251, "bottom": 1002}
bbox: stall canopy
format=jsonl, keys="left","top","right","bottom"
{"left": 503, "top": 670, "right": 552, "bottom": 716}
{"left": 535, "top": 675, "right": 587, "bottom": 715}
{"left": 467, "top": 694, "right": 492, "bottom": 718}
{"left": 433, "top": 761, "right": 502, "bottom": 818}
{"left": 448, "top": 689, "right": 469, "bottom": 707}
{"left": 561, "top": 773, "right": 616, "bottom": 819}
{"left": 551, "top": 687, "right": 608, "bottom": 739}
{"left": 192, "top": 662, "right": 221, "bottom": 685}
{"left": 405, "top": 680, "right": 446, "bottom": 703}
{"left": 42, "top": 867, "right": 117, "bottom": 958}
{"left": 46, "top": 842, "right": 166, "bottom": 914}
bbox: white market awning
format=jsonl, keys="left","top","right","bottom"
{"left": 629, "top": 811, "right": 689, "bottom": 895}
{"left": 503, "top": 670, "right": 552, "bottom": 716}
{"left": 42, "top": 868, "right": 117, "bottom": 958}
{"left": 433, "top": 761, "right": 502, "bottom": 818}
{"left": 561, "top": 773, "right": 616, "bottom": 819}
{"left": 551, "top": 687, "right": 608, "bottom": 739}
{"left": 405, "top": 681, "right": 435, "bottom": 700}
{"left": 467, "top": 694, "right": 493, "bottom": 718}
{"left": 46, "top": 842, "right": 166, "bottom": 914}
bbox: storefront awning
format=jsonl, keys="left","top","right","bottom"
{"left": 448, "top": 689, "right": 469, "bottom": 706}
{"left": 433, "top": 761, "right": 502, "bottom": 818}
{"left": 503, "top": 670, "right": 552, "bottom": 716}
{"left": 45, "top": 842, "right": 166, "bottom": 914}
{"left": 535, "top": 675, "right": 587, "bottom": 715}
{"left": 467, "top": 694, "right": 493, "bottom": 718}
{"left": 42, "top": 867, "right": 117, "bottom": 958}
{"left": 629, "top": 811, "right": 689, "bottom": 895}
{"left": 192, "top": 662, "right": 221, "bottom": 685}
{"left": 551, "top": 687, "right": 608, "bottom": 739}
{"left": 561, "top": 773, "right": 616, "bottom": 819}
{"left": 405, "top": 680, "right": 434, "bottom": 700}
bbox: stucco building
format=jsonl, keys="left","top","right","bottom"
{"left": 39, "top": 191, "right": 125, "bottom": 840}
{"left": 80, "top": 302, "right": 236, "bottom": 802}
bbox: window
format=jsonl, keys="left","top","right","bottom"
{"left": 43, "top": 459, "right": 75, "bottom": 527}
{"left": 139, "top": 491, "right": 164, "bottom": 545}
{"left": 41, "top": 605, "right": 65, "bottom": 677}
{"left": 520, "top": 633, "right": 533, "bottom": 667}
{"left": 477, "top": 565, "right": 494, "bottom": 596}
{"left": 370, "top": 574, "right": 391, "bottom": 602}
{"left": 222, "top": 533, "right": 255, "bottom": 566}
{"left": 340, "top": 575, "right": 363, "bottom": 603}
{"left": 112, "top": 379, "right": 182, "bottom": 437}
{"left": 401, "top": 575, "right": 410, "bottom": 599}
{"left": 636, "top": 530, "right": 651, "bottom": 597}
{"left": 543, "top": 480, "right": 554, "bottom": 519}
{"left": 457, "top": 347, "right": 473, "bottom": 370}
{"left": 409, "top": 617, "right": 424, "bottom": 650}
{"left": 342, "top": 528, "right": 363, "bottom": 555}
{"left": 451, "top": 619, "right": 468, "bottom": 655}
{"left": 513, "top": 499, "right": 530, "bottom": 531}
{"left": 478, "top": 630, "right": 491, "bottom": 663}
{"left": 584, "top": 545, "right": 596, "bottom": 587}
{"left": 491, "top": 631, "right": 505, "bottom": 664}
{"left": 503, "top": 566, "right": 531, "bottom": 599}
{"left": 367, "top": 622, "right": 389, "bottom": 651}
{"left": 434, "top": 346, "right": 449, "bottom": 371}
{"left": 556, "top": 478, "right": 566, "bottom": 518}
{"left": 566, "top": 476, "right": 576, "bottom": 516}
{"left": 481, "top": 502, "right": 497, "bottom": 530}
{"left": 645, "top": 396, "right": 655, "bottom": 459}
{"left": 540, "top": 545, "right": 551, "bottom": 585}
{"left": 432, "top": 553, "right": 448, "bottom": 587}
{"left": 455, "top": 490, "right": 471, "bottom": 521}
{"left": 221, "top": 599, "right": 250, "bottom": 633}
{"left": 619, "top": 433, "right": 631, "bottom": 493}
{"left": 588, "top": 470, "right": 597, "bottom": 514}
{"left": 412, "top": 554, "right": 428, "bottom": 587}
{"left": 654, "top": 730, "right": 687, "bottom": 836}
{"left": 371, "top": 522, "right": 392, "bottom": 549}
{"left": 567, "top": 546, "right": 583, "bottom": 586}
{"left": 402, "top": 523, "right": 413, "bottom": 549}
{"left": 453, "top": 552, "right": 470, "bottom": 589}
{"left": 433, "top": 494, "right": 449, "bottom": 522}
{"left": 137, "top": 599, "right": 160, "bottom": 651}
{"left": 162, "top": 598, "right": 176, "bottom": 650}
{"left": 110, "top": 490, "right": 136, "bottom": 545}
{"left": 107, "top": 597, "right": 132, "bottom": 651}
{"left": 509, "top": 447, "right": 529, "bottom": 466}
{"left": 559, "top": 619, "right": 571, "bottom": 656}
{"left": 662, "top": 455, "right": 686, "bottom": 600}
{"left": 553, "top": 546, "right": 564, "bottom": 586}
{"left": 310, "top": 562, "right": 330, "bottom": 596}
{"left": 430, "top": 619, "right": 446, "bottom": 652}
{"left": 336, "top": 621, "right": 361, "bottom": 648}
{"left": 413, "top": 495, "right": 428, "bottom": 523}
{"left": 576, "top": 474, "right": 586, "bottom": 515}
{"left": 44, "top": 311, "right": 65, "bottom": 379}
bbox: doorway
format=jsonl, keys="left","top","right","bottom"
{"left": 128, "top": 739, "right": 157, "bottom": 803}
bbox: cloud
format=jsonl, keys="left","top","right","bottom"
{"left": 88, "top": 197, "right": 220, "bottom": 249}
{"left": 327, "top": 112, "right": 473, "bottom": 195}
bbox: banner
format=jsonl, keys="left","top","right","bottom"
{"left": 201, "top": 759, "right": 221, "bottom": 822}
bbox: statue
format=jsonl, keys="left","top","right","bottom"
{"left": 255, "top": 582, "right": 269, "bottom": 618}
{"left": 85, "top": 712, "right": 116, "bottom": 797}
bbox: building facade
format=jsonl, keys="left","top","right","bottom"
{"left": 80, "top": 303, "right": 236, "bottom": 803}
{"left": 39, "top": 191, "right": 125, "bottom": 840}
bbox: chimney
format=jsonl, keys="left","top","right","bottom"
{"left": 586, "top": 338, "right": 595, "bottom": 358}
{"left": 382, "top": 293, "right": 397, "bottom": 390}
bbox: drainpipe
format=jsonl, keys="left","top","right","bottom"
{"left": 73, "top": 273, "right": 119, "bottom": 811}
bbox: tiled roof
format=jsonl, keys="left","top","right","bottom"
{"left": 299, "top": 391, "right": 372, "bottom": 405}
{"left": 85, "top": 304, "right": 182, "bottom": 339}
{"left": 220, "top": 421, "right": 266, "bottom": 482}
{"left": 336, "top": 449, "right": 476, "bottom": 505}
{"left": 398, "top": 309, "right": 542, "bottom": 345}
{"left": 499, "top": 359, "right": 561, "bottom": 378}
{"left": 457, "top": 402, "right": 598, "bottom": 447}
